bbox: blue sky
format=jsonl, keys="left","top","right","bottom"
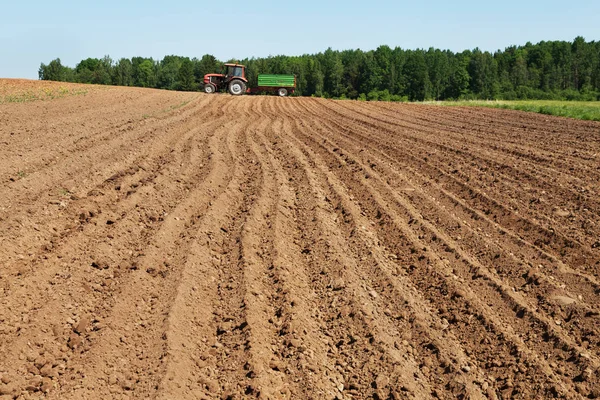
{"left": 1, "top": 0, "right": 599, "bottom": 79}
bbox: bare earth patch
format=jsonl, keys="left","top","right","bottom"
{"left": 0, "top": 80, "right": 599, "bottom": 399}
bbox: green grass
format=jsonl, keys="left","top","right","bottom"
{"left": 142, "top": 98, "right": 194, "bottom": 119}
{"left": 168, "top": 99, "right": 192, "bottom": 111}
{"left": 427, "top": 100, "right": 600, "bottom": 122}
{"left": 0, "top": 87, "right": 88, "bottom": 104}
{"left": 58, "top": 187, "right": 71, "bottom": 197}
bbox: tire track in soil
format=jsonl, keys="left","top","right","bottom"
{"left": 178, "top": 103, "right": 263, "bottom": 399}
{"left": 217, "top": 98, "right": 332, "bottom": 398}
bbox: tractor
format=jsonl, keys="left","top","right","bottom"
{"left": 203, "top": 63, "right": 248, "bottom": 96}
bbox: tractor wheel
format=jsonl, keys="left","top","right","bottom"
{"left": 204, "top": 83, "right": 216, "bottom": 94}
{"left": 277, "top": 88, "right": 288, "bottom": 97}
{"left": 228, "top": 80, "right": 246, "bottom": 96}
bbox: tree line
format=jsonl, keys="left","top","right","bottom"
{"left": 39, "top": 37, "right": 600, "bottom": 101}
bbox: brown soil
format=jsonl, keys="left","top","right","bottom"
{"left": 0, "top": 80, "right": 599, "bottom": 399}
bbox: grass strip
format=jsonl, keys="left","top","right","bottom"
{"left": 425, "top": 100, "right": 600, "bottom": 122}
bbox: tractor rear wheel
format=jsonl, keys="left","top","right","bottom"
{"left": 204, "top": 83, "right": 216, "bottom": 94}
{"left": 277, "top": 88, "right": 288, "bottom": 97}
{"left": 228, "top": 80, "right": 246, "bottom": 96}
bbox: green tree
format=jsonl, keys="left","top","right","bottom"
{"left": 306, "top": 58, "right": 324, "bottom": 97}
{"left": 374, "top": 45, "right": 394, "bottom": 93}
{"left": 99, "top": 55, "right": 113, "bottom": 85}
{"left": 358, "top": 52, "right": 379, "bottom": 94}
{"left": 322, "top": 48, "right": 344, "bottom": 97}
{"left": 114, "top": 58, "right": 133, "bottom": 86}
{"left": 426, "top": 48, "right": 450, "bottom": 100}
{"left": 468, "top": 49, "right": 498, "bottom": 99}
{"left": 158, "top": 55, "right": 183, "bottom": 90}
{"left": 178, "top": 58, "right": 195, "bottom": 91}
{"left": 444, "top": 55, "right": 470, "bottom": 99}
{"left": 39, "top": 58, "right": 66, "bottom": 81}
{"left": 341, "top": 49, "right": 363, "bottom": 99}
{"left": 74, "top": 56, "right": 112, "bottom": 85}
{"left": 403, "top": 50, "right": 430, "bottom": 101}
{"left": 572, "top": 36, "right": 592, "bottom": 90}
{"left": 137, "top": 59, "right": 156, "bottom": 88}
{"left": 75, "top": 58, "right": 99, "bottom": 83}
{"left": 551, "top": 41, "right": 572, "bottom": 90}
{"left": 592, "top": 42, "right": 600, "bottom": 92}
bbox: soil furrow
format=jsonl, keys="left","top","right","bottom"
{"left": 323, "top": 99, "right": 600, "bottom": 227}
{"left": 295, "top": 99, "right": 600, "bottom": 345}
{"left": 254, "top": 116, "right": 341, "bottom": 399}
{"left": 348, "top": 101, "right": 600, "bottom": 180}
{"left": 0, "top": 95, "right": 227, "bottom": 278}
{"left": 287, "top": 104, "right": 591, "bottom": 397}
{"left": 154, "top": 99, "right": 264, "bottom": 399}
{"left": 59, "top": 116, "right": 240, "bottom": 399}
{"left": 345, "top": 102, "right": 600, "bottom": 244}
{"left": 281, "top": 125, "right": 492, "bottom": 398}
{"left": 2, "top": 82, "right": 600, "bottom": 399}
{"left": 0, "top": 96, "right": 236, "bottom": 399}
{"left": 268, "top": 101, "right": 470, "bottom": 398}
{"left": 321, "top": 107, "right": 600, "bottom": 361}
{"left": 305, "top": 99, "right": 600, "bottom": 274}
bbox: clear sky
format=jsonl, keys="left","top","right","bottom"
{"left": 2, "top": 0, "right": 599, "bottom": 79}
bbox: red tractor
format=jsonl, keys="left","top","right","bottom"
{"left": 203, "top": 63, "right": 248, "bottom": 96}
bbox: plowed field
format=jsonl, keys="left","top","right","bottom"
{"left": 1, "top": 80, "right": 599, "bottom": 400}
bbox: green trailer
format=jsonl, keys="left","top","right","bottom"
{"left": 251, "top": 74, "right": 296, "bottom": 96}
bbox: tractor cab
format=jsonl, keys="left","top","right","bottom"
{"left": 203, "top": 63, "right": 248, "bottom": 95}
{"left": 224, "top": 64, "right": 246, "bottom": 79}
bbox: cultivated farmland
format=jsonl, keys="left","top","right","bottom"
{"left": 0, "top": 80, "right": 599, "bottom": 399}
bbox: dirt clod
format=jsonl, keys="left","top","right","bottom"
{"left": 74, "top": 316, "right": 91, "bottom": 334}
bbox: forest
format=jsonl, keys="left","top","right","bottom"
{"left": 38, "top": 37, "right": 600, "bottom": 101}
